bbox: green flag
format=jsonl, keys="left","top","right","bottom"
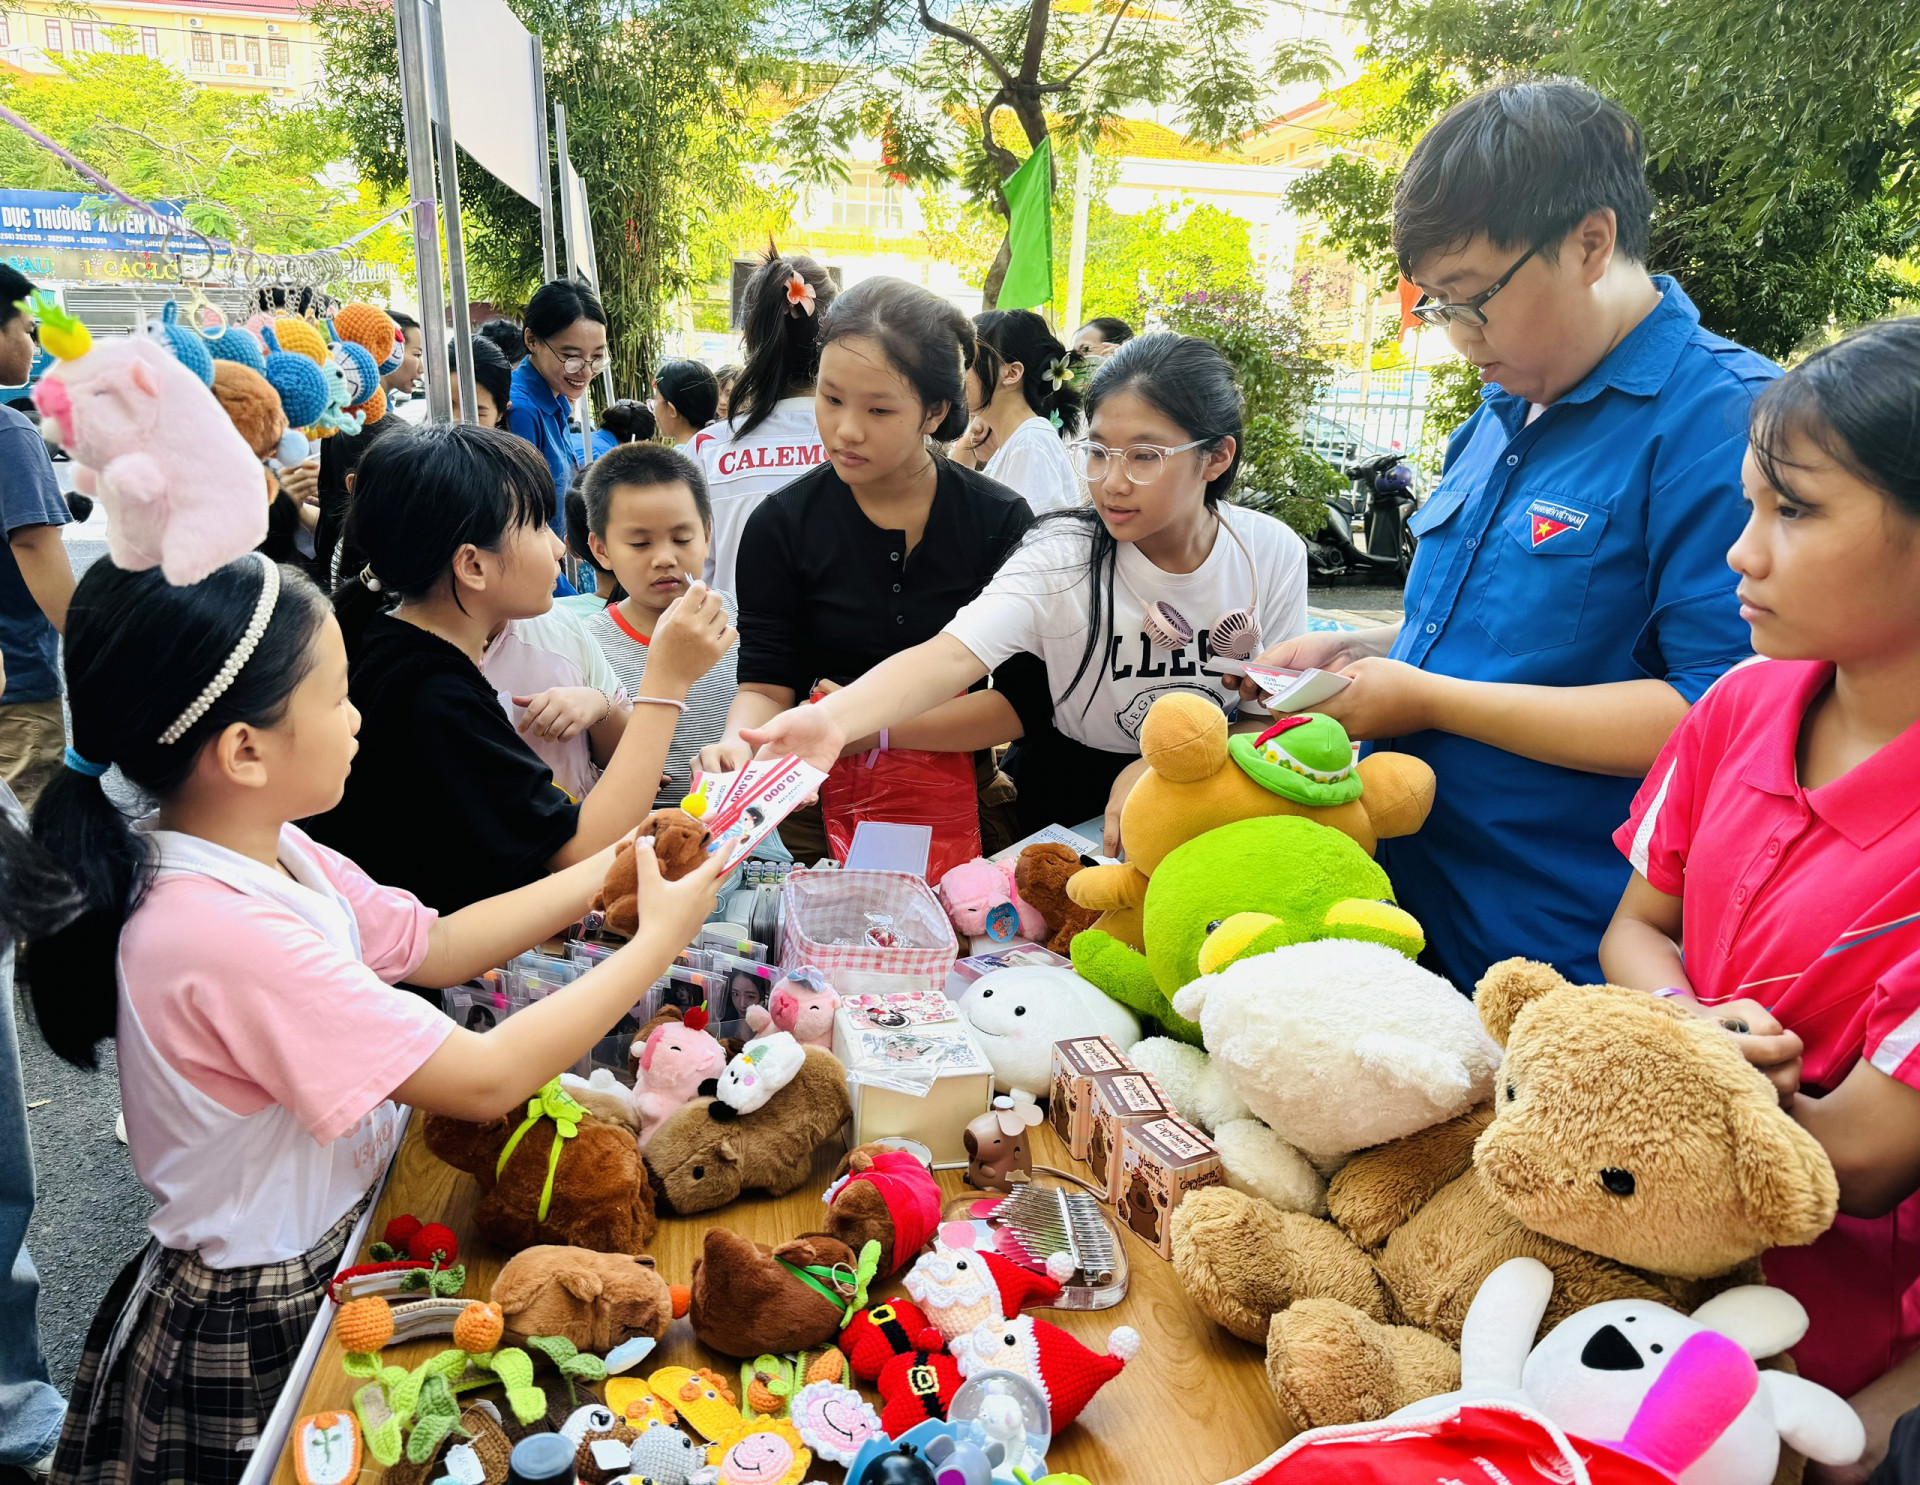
{"left": 997, "top": 136, "right": 1054, "bottom": 311}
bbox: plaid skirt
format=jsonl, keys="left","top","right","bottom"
{"left": 49, "top": 1196, "right": 367, "bottom": 1485}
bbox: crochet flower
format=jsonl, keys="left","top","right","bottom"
{"left": 785, "top": 270, "right": 817, "bottom": 318}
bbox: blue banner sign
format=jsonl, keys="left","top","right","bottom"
{"left": 0, "top": 190, "right": 228, "bottom": 256}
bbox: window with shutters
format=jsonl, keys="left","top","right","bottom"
{"left": 43, "top": 19, "right": 61, "bottom": 50}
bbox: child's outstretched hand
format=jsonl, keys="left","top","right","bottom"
{"left": 513, "top": 686, "right": 609, "bottom": 741}
{"left": 629, "top": 831, "right": 729, "bottom": 952}
{"left": 646, "top": 582, "right": 735, "bottom": 697}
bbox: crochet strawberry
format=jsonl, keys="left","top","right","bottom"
{"left": 408, "top": 1222, "right": 459, "bottom": 1266}
{"left": 382, "top": 1214, "right": 424, "bottom": 1252}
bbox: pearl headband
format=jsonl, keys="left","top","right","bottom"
{"left": 157, "top": 553, "right": 283, "bottom": 746}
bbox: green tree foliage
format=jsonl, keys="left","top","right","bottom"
{"left": 773, "top": 0, "right": 1338, "bottom": 304}
{"left": 0, "top": 50, "right": 387, "bottom": 260}
{"left": 1057, "top": 198, "right": 1260, "bottom": 325}
{"left": 1417, "top": 355, "right": 1485, "bottom": 477}
{"left": 1147, "top": 287, "right": 1337, "bottom": 536}
{"left": 1284, "top": 0, "right": 1917, "bottom": 359}
{"left": 308, "top": 0, "right": 781, "bottom": 398}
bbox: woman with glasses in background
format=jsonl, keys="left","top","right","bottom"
{"left": 509, "top": 278, "right": 611, "bottom": 538}
{"left": 732, "top": 333, "right": 1308, "bottom": 849}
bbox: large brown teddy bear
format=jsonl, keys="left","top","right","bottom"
{"left": 1014, "top": 843, "right": 1101, "bottom": 956}
{"left": 688, "top": 1229, "right": 861, "bottom": 1357}
{"left": 1171, "top": 958, "right": 1838, "bottom": 1434}
{"left": 424, "top": 1085, "right": 658, "bottom": 1257}
{"left": 1067, "top": 694, "right": 1435, "bottom": 949}
{"left": 491, "top": 1245, "right": 689, "bottom": 1351}
{"left": 645, "top": 1044, "right": 852, "bottom": 1214}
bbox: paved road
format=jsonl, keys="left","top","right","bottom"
{"left": 18, "top": 487, "right": 1406, "bottom": 1398}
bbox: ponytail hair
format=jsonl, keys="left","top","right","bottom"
{"left": 25, "top": 557, "right": 330, "bottom": 1067}
{"left": 333, "top": 422, "right": 557, "bottom": 651}
{"left": 818, "top": 276, "right": 976, "bottom": 443}
{"left": 1055, "top": 333, "right": 1246, "bottom": 711}
{"left": 730, "top": 246, "right": 836, "bottom": 440}
{"left": 974, "top": 309, "right": 1083, "bottom": 440}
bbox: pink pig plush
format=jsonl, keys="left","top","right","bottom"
{"left": 630, "top": 1007, "right": 726, "bottom": 1149}
{"left": 33, "top": 336, "right": 267, "bottom": 585}
{"left": 937, "top": 858, "right": 1046, "bottom": 944}
{"left": 744, "top": 967, "right": 841, "bottom": 1049}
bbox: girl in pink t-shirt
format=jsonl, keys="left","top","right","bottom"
{"left": 21, "top": 554, "right": 727, "bottom": 1485}
{"left": 1602, "top": 318, "right": 1920, "bottom": 1478}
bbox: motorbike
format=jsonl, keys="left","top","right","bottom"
{"left": 1305, "top": 452, "right": 1421, "bottom": 583}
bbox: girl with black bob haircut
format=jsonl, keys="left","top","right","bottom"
{"left": 306, "top": 421, "right": 734, "bottom": 913}
{"left": 652, "top": 358, "right": 720, "bottom": 445}
{"left": 698, "top": 275, "right": 1036, "bottom": 859}
{"left": 21, "top": 554, "right": 724, "bottom": 1483}
{"left": 958, "top": 307, "right": 1085, "bottom": 513}
{"left": 693, "top": 246, "right": 839, "bottom": 592}
{"left": 734, "top": 331, "right": 1310, "bottom": 848}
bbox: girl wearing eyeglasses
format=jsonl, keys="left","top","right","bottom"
{"left": 509, "top": 278, "right": 610, "bottom": 536}
{"left": 737, "top": 333, "right": 1309, "bottom": 851}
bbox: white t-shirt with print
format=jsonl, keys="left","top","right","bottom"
{"left": 692, "top": 396, "right": 826, "bottom": 592}
{"left": 481, "top": 606, "right": 627, "bottom": 803}
{"left": 945, "top": 503, "right": 1309, "bottom": 753}
{"left": 984, "top": 415, "right": 1082, "bottom": 516}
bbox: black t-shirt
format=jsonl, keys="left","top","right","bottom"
{"left": 735, "top": 460, "right": 1033, "bottom": 694}
{"left": 993, "top": 651, "right": 1137, "bottom": 838}
{"left": 304, "top": 614, "right": 580, "bottom": 913}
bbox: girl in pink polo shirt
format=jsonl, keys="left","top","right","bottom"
{"left": 21, "top": 555, "right": 727, "bottom": 1485}
{"left": 1602, "top": 318, "right": 1920, "bottom": 1476}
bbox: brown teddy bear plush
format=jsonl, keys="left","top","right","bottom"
{"left": 424, "top": 1088, "right": 658, "bottom": 1257}
{"left": 1067, "top": 694, "right": 1435, "bottom": 949}
{"left": 1014, "top": 843, "right": 1101, "bottom": 955}
{"left": 491, "top": 1245, "right": 690, "bottom": 1351}
{"left": 1171, "top": 958, "right": 1838, "bottom": 1434}
{"left": 825, "top": 1144, "right": 943, "bottom": 1275}
{"left": 688, "top": 1228, "right": 861, "bottom": 1358}
{"left": 209, "top": 360, "right": 286, "bottom": 501}
{"left": 646, "top": 1045, "right": 852, "bottom": 1214}
{"left": 591, "top": 809, "right": 711, "bottom": 938}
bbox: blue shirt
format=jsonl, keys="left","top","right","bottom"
{"left": 1374, "top": 277, "right": 1778, "bottom": 989}
{"left": 0, "top": 405, "right": 69, "bottom": 704}
{"left": 506, "top": 358, "right": 590, "bottom": 533}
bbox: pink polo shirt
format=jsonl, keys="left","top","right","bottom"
{"left": 1616, "top": 658, "right": 1920, "bottom": 1396}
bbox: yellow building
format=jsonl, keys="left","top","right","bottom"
{"left": 0, "top": 0, "right": 321, "bottom": 100}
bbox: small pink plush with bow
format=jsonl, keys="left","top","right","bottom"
{"left": 937, "top": 858, "right": 1046, "bottom": 944}
{"left": 33, "top": 336, "right": 265, "bottom": 585}
{"left": 630, "top": 1007, "right": 726, "bottom": 1149}
{"left": 744, "top": 967, "right": 841, "bottom": 1048}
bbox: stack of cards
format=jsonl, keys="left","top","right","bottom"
{"left": 687, "top": 754, "right": 828, "bottom": 870}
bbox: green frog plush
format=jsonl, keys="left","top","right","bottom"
{"left": 1071, "top": 814, "right": 1424, "bottom": 1044}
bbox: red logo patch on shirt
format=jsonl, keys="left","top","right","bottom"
{"left": 1527, "top": 498, "right": 1590, "bottom": 548}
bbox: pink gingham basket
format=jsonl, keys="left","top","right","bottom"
{"left": 779, "top": 869, "right": 959, "bottom": 992}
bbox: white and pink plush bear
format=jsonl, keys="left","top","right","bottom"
{"left": 744, "top": 966, "right": 840, "bottom": 1049}
{"left": 560, "top": 1006, "right": 727, "bottom": 1149}
{"left": 33, "top": 334, "right": 266, "bottom": 584}
{"left": 937, "top": 858, "right": 1046, "bottom": 945}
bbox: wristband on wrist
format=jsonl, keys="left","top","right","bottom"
{"left": 879, "top": 727, "right": 889, "bottom": 752}
{"left": 632, "top": 695, "right": 687, "bottom": 715}
{"left": 1652, "top": 986, "right": 1688, "bottom": 999}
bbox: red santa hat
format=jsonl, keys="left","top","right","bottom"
{"left": 981, "top": 1250, "right": 1070, "bottom": 1315}
{"left": 951, "top": 1314, "right": 1140, "bottom": 1430}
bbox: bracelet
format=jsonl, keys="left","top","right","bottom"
{"left": 1651, "top": 986, "right": 1688, "bottom": 999}
{"left": 632, "top": 695, "right": 687, "bottom": 715}
{"left": 879, "top": 728, "right": 889, "bottom": 752}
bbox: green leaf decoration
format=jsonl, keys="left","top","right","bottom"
{"left": 341, "top": 1351, "right": 382, "bottom": 1379}
{"left": 406, "top": 1374, "right": 463, "bottom": 1464}
{"left": 430, "top": 1264, "right": 466, "bottom": 1296}
{"left": 369, "top": 1242, "right": 400, "bottom": 1262}
{"left": 485, "top": 1347, "right": 546, "bottom": 1426}
{"left": 354, "top": 1381, "right": 403, "bottom": 1468}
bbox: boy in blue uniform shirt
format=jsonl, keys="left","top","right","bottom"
{"left": 1244, "top": 79, "right": 1777, "bottom": 989}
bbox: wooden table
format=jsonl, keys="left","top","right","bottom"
{"left": 273, "top": 1119, "right": 1291, "bottom": 1485}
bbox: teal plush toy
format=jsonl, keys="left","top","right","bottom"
{"left": 1071, "top": 815, "right": 1424, "bottom": 1044}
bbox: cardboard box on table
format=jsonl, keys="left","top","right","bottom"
{"left": 831, "top": 991, "right": 993, "bottom": 1166}
{"left": 1117, "top": 1115, "right": 1225, "bottom": 1259}
{"left": 1048, "top": 1036, "right": 1132, "bottom": 1161}
{"left": 1085, "top": 1069, "right": 1170, "bottom": 1201}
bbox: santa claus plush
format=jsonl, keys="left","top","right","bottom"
{"left": 902, "top": 1243, "right": 1073, "bottom": 1343}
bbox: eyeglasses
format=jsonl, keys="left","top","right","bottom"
{"left": 534, "top": 337, "right": 609, "bottom": 377}
{"left": 1069, "top": 439, "right": 1205, "bottom": 486}
{"left": 1410, "top": 246, "right": 1537, "bottom": 329}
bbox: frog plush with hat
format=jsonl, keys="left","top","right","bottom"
{"left": 1072, "top": 814, "right": 1425, "bottom": 1044}
{"left": 1065, "top": 695, "right": 1433, "bottom": 951}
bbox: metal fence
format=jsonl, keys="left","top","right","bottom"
{"left": 1308, "top": 368, "right": 1432, "bottom": 463}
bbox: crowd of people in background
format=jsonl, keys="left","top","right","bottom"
{"left": 4, "top": 70, "right": 1920, "bottom": 1485}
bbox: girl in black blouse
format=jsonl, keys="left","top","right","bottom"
{"left": 699, "top": 276, "right": 1033, "bottom": 855}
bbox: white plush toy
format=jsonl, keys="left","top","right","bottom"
{"left": 713, "top": 1030, "right": 805, "bottom": 1115}
{"left": 955, "top": 966, "right": 1140, "bottom": 1097}
{"left": 1130, "top": 939, "right": 1500, "bottom": 1213}
{"left": 1395, "top": 1258, "right": 1864, "bottom": 1485}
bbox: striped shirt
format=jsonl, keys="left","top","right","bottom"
{"left": 586, "top": 593, "right": 739, "bottom": 807}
